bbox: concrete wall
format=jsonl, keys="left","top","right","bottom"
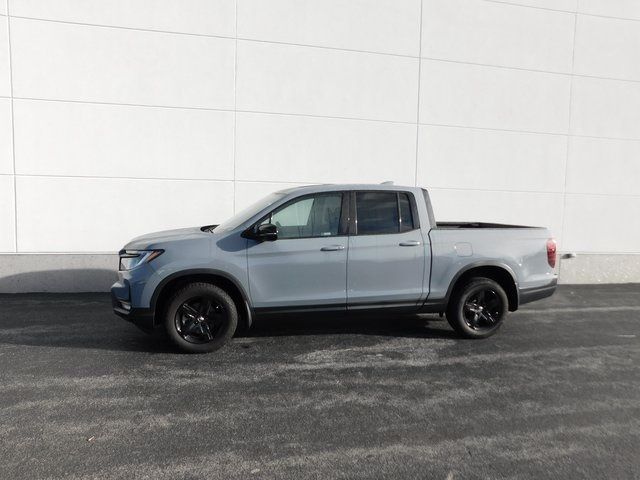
{"left": 1, "top": 0, "right": 639, "bottom": 291}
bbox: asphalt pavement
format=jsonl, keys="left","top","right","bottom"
{"left": 0, "top": 284, "right": 639, "bottom": 479}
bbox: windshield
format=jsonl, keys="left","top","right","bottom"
{"left": 214, "top": 192, "right": 286, "bottom": 233}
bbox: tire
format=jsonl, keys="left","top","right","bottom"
{"left": 446, "top": 277, "right": 508, "bottom": 339}
{"left": 164, "top": 282, "right": 238, "bottom": 353}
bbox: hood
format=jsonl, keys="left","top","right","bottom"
{"left": 124, "top": 226, "right": 210, "bottom": 250}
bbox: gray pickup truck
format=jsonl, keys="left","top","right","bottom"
{"left": 111, "top": 184, "right": 557, "bottom": 353}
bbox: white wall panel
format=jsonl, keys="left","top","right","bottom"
{"left": 571, "top": 76, "right": 640, "bottom": 139}
{"left": 490, "top": 0, "right": 577, "bottom": 11}
{"left": 236, "top": 113, "right": 416, "bottom": 185}
{"left": 0, "top": 174, "right": 15, "bottom": 251}
{"left": 0, "top": 0, "right": 637, "bottom": 284}
{"left": 578, "top": 0, "right": 640, "bottom": 20}
{"left": 429, "top": 188, "right": 564, "bottom": 238}
{"left": 10, "top": 18, "right": 235, "bottom": 109}
{"left": 574, "top": 14, "right": 640, "bottom": 81}
{"left": 0, "top": 97, "right": 12, "bottom": 174}
{"left": 0, "top": 15, "right": 10, "bottom": 97}
{"left": 238, "top": 0, "right": 421, "bottom": 56}
{"left": 236, "top": 40, "right": 419, "bottom": 123}
{"left": 9, "top": 0, "right": 235, "bottom": 37}
{"left": 566, "top": 136, "right": 640, "bottom": 196}
{"left": 234, "top": 181, "right": 307, "bottom": 212}
{"left": 417, "top": 125, "right": 566, "bottom": 193}
{"left": 563, "top": 194, "right": 640, "bottom": 253}
{"left": 419, "top": 60, "right": 571, "bottom": 133}
{"left": 16, "top": 176, "right": 233, "bottom": 252}
{"left": 422, "top": 0, "right": 574, "bottom": 72}
{"left": 13, "top": 99, "right": 234, "bottom": 180}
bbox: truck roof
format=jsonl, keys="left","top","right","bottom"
{"left": 276, "top": 183, "right": 422, "bottom": 195}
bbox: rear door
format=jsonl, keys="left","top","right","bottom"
{"left": 347, "top": 191, "right": 427, "bottom": 310}
{"left": 247, "top": 192, "right": 349, "bottom": 312}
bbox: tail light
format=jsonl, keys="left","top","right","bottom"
{"left": 546, "top": 238, "right": 557, "bottom": 268}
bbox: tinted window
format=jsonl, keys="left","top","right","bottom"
{"left": 399, "top": 193, "right": 414, "bottom": 232}
{"left": 356, "top": 192, "right": 399, "bottom": 235}
{"left": 265, "top": 193, "right": 343, "bottom": 239}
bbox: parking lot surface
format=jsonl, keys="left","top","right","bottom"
{"left": 0, "top": 285, "right": 639, "bottom": 479}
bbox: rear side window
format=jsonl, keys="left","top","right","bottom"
{"left": 399, "top": 193, "right": 414, "bottom": 232}
{"left": 355, "top": 191, "right": 417, "bottom": 235}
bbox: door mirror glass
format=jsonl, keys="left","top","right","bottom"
{"left": 256, "top": 223, "right": 278, "bottom": 241}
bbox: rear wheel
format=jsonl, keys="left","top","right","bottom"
{"left": 446, "top": 277, "right": 508, "bottom": 339}
{"left": 164, "top": 282, "right": 237, "bottom": 353}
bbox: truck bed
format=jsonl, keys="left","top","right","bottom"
{"left": 427, "top": 223, "right": 554, "bottom": 301}
{"left": 435, "top": 222, "right": 544, "bottom": 230}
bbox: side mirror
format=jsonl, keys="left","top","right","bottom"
{"left": 255, "top": 223, "right": 278, "bottom": 242}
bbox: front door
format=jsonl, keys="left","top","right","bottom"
{"left": 347, "top": 191, "right": 427, "bottom": 309}
{"left": 247, "top": 192, "right": 348, "bottom": 312}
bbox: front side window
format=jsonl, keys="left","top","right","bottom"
{"left": 263, "top": 193, "right": 343, "bottom": 239}
{"left": 356, "top": 191, "right": 416, "bottom": 235}
{"left": 215, "top": 192, "right": 285, "bottom": 233}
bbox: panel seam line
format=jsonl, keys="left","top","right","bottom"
{"left": 560, "top": 10, "right": 578, "bottom": 266}
{"left": 232, "top": 0, "right": 238, "bottom": 213}
{"left": 414, "top": 0, "right": 423, "bottom": 186}
{"left": 6, "top": 10, "right": 17, "bottom": 253}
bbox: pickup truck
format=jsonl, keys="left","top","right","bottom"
{"left": 111, "top": 184, "right": 557, "bottom": 353}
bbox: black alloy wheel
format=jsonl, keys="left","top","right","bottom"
{"left": 446, "top": 277, "right": 508, "bottom": 339}
{"left": 164, "top": 282, "right": 238, "bottom": 353}
{"left": 175, "top": 296, "right": 226, "bottom": 344}
{"left": 462, "top": 288, "right": 503, "bottom": 331}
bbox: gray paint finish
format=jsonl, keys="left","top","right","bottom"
{"left": 248, "top": 236, "right": 348, "bottom": 309}
{"left": 0, "top": 253, "right": 631, "bottom": 294}
{"left": 428, "top": 226, "right": 555, "bottom": 300}
{"left": 111, "top": 184, "right": 556, "bottom": 318}
{"left": 347, "top": 229, "right": 427, "bottom": 306}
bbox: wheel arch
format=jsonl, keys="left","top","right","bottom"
{"left": 445, "top": 262, "right": 520, "bottom": 312}
{"left": 151, "top": 269, "right": 253, "bottom": 330}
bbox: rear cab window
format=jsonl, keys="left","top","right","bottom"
{"left": 355, "top": 191, "right": 418, "bottom": 235}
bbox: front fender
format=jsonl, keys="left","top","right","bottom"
{"left": 148, "top": 268, "right": 251, "bottom": 313}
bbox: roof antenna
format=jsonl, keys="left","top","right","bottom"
{"left": 380, "top": 180, "right": 394, "bottom": 185}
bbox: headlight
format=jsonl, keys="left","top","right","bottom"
{"left": 118, "top": 249, "right": 164, "bottom": 271}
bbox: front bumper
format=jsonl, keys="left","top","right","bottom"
{"left": 111, "top": 281, "right": 154, "bottom": 333}
{"left": 519, "top": 278, "right": 558, "bottom": 306}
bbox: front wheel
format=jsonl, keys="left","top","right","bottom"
{"left": 446, "top": 277, "right": 508, "bottom": 339}
{"left": 164, "top": 282, "right": 237, "bottom": 353}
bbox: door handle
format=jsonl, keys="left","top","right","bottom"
{"left": 321, "top": 245, "right": 345, "bottom": 251}
{"left": 399, "top": 240, "right": 421, "bottom": 247}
